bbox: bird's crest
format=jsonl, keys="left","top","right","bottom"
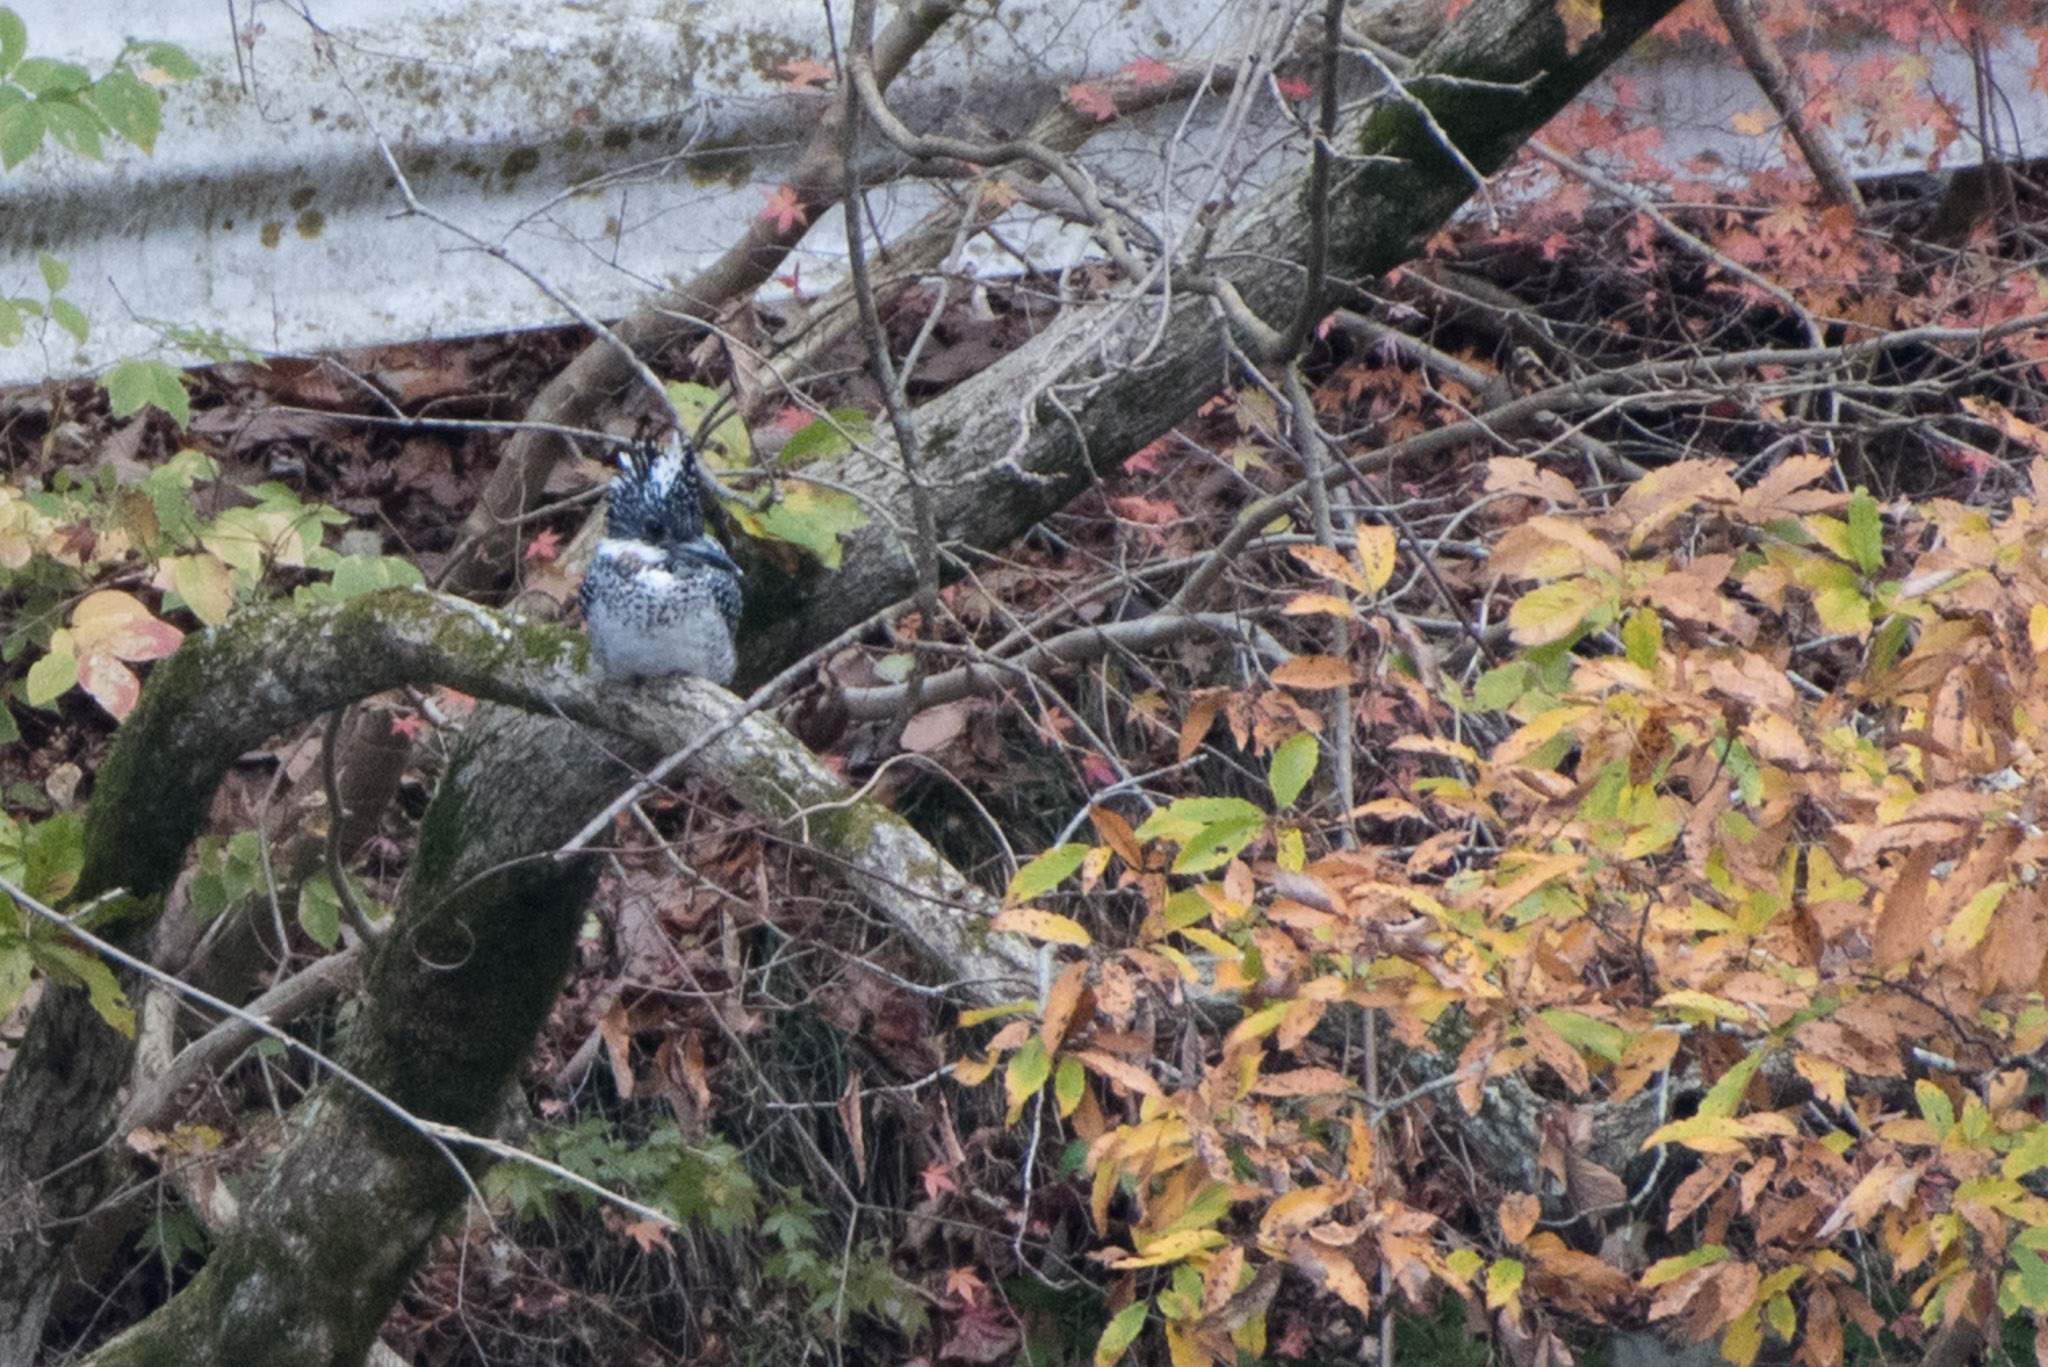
{"left": 606, "top": 433, "right": 707, "bottom": 544}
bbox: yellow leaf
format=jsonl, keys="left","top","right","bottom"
{"left": 1282, "top": 592, "right": 1357, "bottom": 618}
{"left": 1287, "top": 543, "right": 1367, "bottom": 591}
{"left": 1111, "top": 1228, "right": 1228, "bottom": 1268}
{"left": 1260, "top": 1185, "right": 1349, "bottom": 1240}
{"left": 2032, "top": 603, "right": 2048, "bottom": 655}
{"left": 1354, "top": 525, "right": 1397, "bottom": 594}
{"left": 991, "top": 908, "right": 1092, "bottom": 946}
{"left": 1555, "top": 0, "right": 1601, "bottom": 52}
{"left": 1507, "top": 578, "right": 1603, "bottom": 646}
{"left": 1731, "top": 108, "right": 1771, "bottom": 136}
{"left": 164, "top": 552, "right": 237, "bottom": 626}
{"left": 72, "top": 589, "right": 183, "bottom": 662}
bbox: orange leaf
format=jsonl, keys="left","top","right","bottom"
{"left": 1090, "top": 806, "right": 1144, "bottom": 868}
{"left": 1073, "top": 1049, "right": 1163, "bottom": 1098}
{"left": 1499, "top": 1192, "right": 1539, "bottom": 1245}
{"left": 76, "top": 653, "right": 142, "bottom": 721}
{"left": 1271, "top": 655, "right": 1354, "bottom": 690}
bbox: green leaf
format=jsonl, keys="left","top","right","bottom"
{"left": 25, "top": 647, "right": 75, "bottom": 705}
{"left": 1486, "top": 1258, "right": 1525, "bottom": 1310}
{"left": 779, "top": 409, "right": 874, "bottom": 466}
{"left": 1094, "top": 1298, "right": 1150, "bottom": 1367}
{"left": 1007, "top": 843, "right": 1091, "bottom": 902}
{"left": 1054, "top": 1054, "right": 1085, "bottom": 1117}
{"left": 1540, "top": 1009, "right": 1628, "bottom": 1063}
{"left": 1641, "top": 1244, "right": 1729, "bottom": 1288}
{"left": 751, "top": 480, "right": 865, "bottom": 569}
{"left": 21, "top": 811, "right": 81, "bottom": 903}
{"left": 1915, "top": 1079, "right": 1956, "bottom": 1136}
{"left": 1004, "top": 1037, "right": 1050, "bottom": 1121}
{"left": 1135, "top": 796, "right": 1264, "bottom": 844}
{"left": 298, "top": 872, "right": 342, "bottom": 951}
{"left": 11, "top": 57, "right": 86, "bottom": 97}
{"left": 104, "top": 357, "right": 190, "bottom": 425}
{"left": 1473, "top": 661, "right": 1531, "bottom": 711}
{"left": 296, "top": 553, "right": 424, "bottom": 606}
{"left": 1846, "top": 488, "right": 1883, "bottom": 575}
{"left": 1268, "top": 731, "right": 1318, "bottom": 809}
{"left": 0, "top": 295, "right": 22, "bottom": 347}
{"left": 85, "top": 68, "right": 158, "bottom": 152}
{"left": 40, "top": 99, "right": 104, "bottom": 161}
{"left": 664, "top": 381, "right": 751, "bottom": 464}
{"left": 1622, "top": 606, "right": 1662, "bottom": 669}
{"left": 0, "top": 11, "right": 26, "bottom": 79}
{"left": 47, "top": 296, "right": 85, "bottom": 343}
{"left": 1696, "top": 1052, "right": 1761, "bottom": 1120}
{"left": 34, "top": 249, "right": 63, "bottom": 293}
{"left": 1171, "top": 814, "right": 1264, "bottom": 875}
{"left": 0, "top": 940, "right": 31, "bottom": 1025}
{"left": 1507, "top": 577, "right": 1602, "bottom": 647}
{"left": 34, "top": 939, "right": 133, "bottom": 1035}
{"left": 139, "top": 43, "right": 202, "bottom": 81}
{"left": 0, "top": 97, "right": 43, "bottom": 167}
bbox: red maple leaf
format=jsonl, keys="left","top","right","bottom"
{"left": 758, "top": 184, "right": 808, "bottom": 233}
{"left": 778, "top": 57, "right": 835, "bottom": 88}
{"left": 389, "top": 712, "right": 427, "bottom": 741}
{"left": 921, "top": 1160, "right": 959, "bottom": 1202}
{"left": 1122, "top": 56, "right": 1172, "bottom": 88}
{"left": 525, "top": 527, "right": 561, "bottom": 562}
{"left": 1122, "top": 436, "right": 1170, "bottom": 474}
{"left": 1275, "top": 76, "right": 1314, "bottom": 101}
{"left": 1066, "top": 83, "right": 1118, "bottom": 121}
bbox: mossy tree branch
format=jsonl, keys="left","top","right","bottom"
{"left": 0, "top": 589, "right": 1030, "bottom": 1361}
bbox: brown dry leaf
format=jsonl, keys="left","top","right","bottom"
{"left": 1485, "top": 456, "right": 1582, "bottom": 507}
{"left": 1740, "top": 454, "right": 1846, "bottom": 520}
{"left": 1611, "top": 1028, "right": 1682, "bottom": 1102}
{"left": 1666, "top": 1153, "right": 1737, "bottom": 1231}
{"left": 1815, "top": 1157, "right": 1914, "bottom": 1240}
{"left": 1251, "top": 1067, "right": 1353, "bottom": 1098}
{"left": 1612, "top": 458, "right": 1741, "bottom": 530}
{"left": 1291, "top": 1239, "right": 1376, "bottom": 1315}
{"left": 902, "top": 700, "right": 973, "bottom": 752}
{"left": 1179, "top": 690, "right": 1230, "bottom": 762}
{"left": 1039, "top": 959, "right": 1090, "bottom": 1055}
{"left": 1871, "top": 845, "right": 1940, "bottom": 971}
{"left": 1703, "top": 652, "right": 1796, "bottom": 712}
{"left": 1491, "top": 516, "right": 1622, "bottom": 580}
{"left": 838, "top": 1070, "right": 867, "bottom": 1186}
{"left": 599, "top": 999, "right": 636, "bottom": 1099}
{"left": 1090, "top": 806, "right": 1144, "bottom": 867}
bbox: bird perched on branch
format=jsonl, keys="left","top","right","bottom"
{"left": 579, "top": 434, "right": 743, "bottom": 684}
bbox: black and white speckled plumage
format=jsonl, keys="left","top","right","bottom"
{"left": 580, "top": 436, "right": 743, "bottom": 684}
